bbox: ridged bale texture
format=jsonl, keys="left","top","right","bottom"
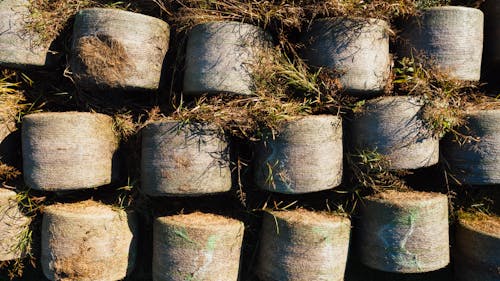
{"left": 484, "top": 0, "right": 500, "bottom": 67}
{"left": 184, "top": 21, "right": 271, "bottom": 95}
{"left": 71, "top": 8, "right": 170, "bottom": 91}
{"left": 41, "top": 201, "right": 138, "bottom": 281}
{"left": 0, "top": 188, "right": 30, "bottom": 261}
{"left": 0, "top": 0, "right": 51, "bottom": 69}
{"left": 399, "top": 6, "right": 483, "bottom": 81}
{"left": 153, "top": 212, "right": 244, "bottom": 281}
{"left": 22, "top": 112, "right": 119, "bottom": 191}
{"left": 254, "top": 115, "right": 343, "bottom": 194}
{"left": 454, "top": 213, "right": 500, "bottom": 281}
{"left": 256, "top": 209, "right": 351, "bottom": 281}
{"left": 356, "top": 190, "right": 449, "bottom": 273}
{"left": 302, "top": 17, "right": 390, "bottom": 93}
{"left": 141, "top": 121, "right": 231, "bottom": 196}
{"left": 349, "top": 96, "right": 439, "bottom": 170}
{"left": 442, "top": 108, "right": 500, "bottom": 185}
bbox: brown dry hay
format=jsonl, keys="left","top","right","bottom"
{"left": 458, "top": 210, "right": 500, "bottom": 236}
{"left": 73, "top": 34, "right": 132, "bottom": 87}
{"left": 43, "top": 200, "right": 119, "bottom": 218}
{"left": 157, "top": 212, "right": 240, "bottom": 228}
{"left": 0, "top": 163, "right": 21, "bottom": 182}
{"left": 368, "top": 189, "right": 446, "bottom": 204}
{"left": 269, "top": 209, "right": 348, "bottom": 225}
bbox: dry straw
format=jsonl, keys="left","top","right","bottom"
{"left": 41, "top": 201, "right": 138, "bottom": 281}
{"left": 153, "top": 212, "right": 244, "bottom": 281}
{"left": 356, "top": 190, "right": 449, "bottom": 273}
{"left": 141, "top": 120, "right": 231, "bottom": 196}
{"left": 443, "top": 107, "right": 500, "bottom": 185}
{"left": 256, "top": 209, "right": 351, "bottom": 281}
{"left": 349, "top": 96, "right": 439, "bottom": 170}
{"left": 454, "top": 211, "right": 500, "bottom": 281}
{"left": 71, "top": 8, "right": 170, "bottom": 91}
{"left": 254, "top": 115, "right": 343, "bottom": 194}
{"left": 22, "top": 112, "right": 119, "bottom": 191}
{"left": 0, "top": 188, "right": 30, "bottom": 261}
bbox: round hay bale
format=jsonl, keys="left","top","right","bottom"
{"left": 183, "top": 21, "right": 271, "bottom": 96}
{"left": 454, "top": 212, "right": 500, "bottom": 281}
{"left": 153, "top": 212, "right": 244, "bottom": 281}
{"left": 256, "top": 209, "right": 351, "bottom": 281}
{"left": 442, "top": 108, "right": 500, "bottom": 185}
{"left": 483, "top": 0, "right": 500, "bottom": 67}
{"left": 349, "top": 96, "right": 439, "bottom": 170}
{"left": 399, "top": 6, "right": 483, "bottom": 81}
{"left": 356, "top": 190, "right": 449, "bottom": 273}
{"left": 302, "top": 17, "right": 390, "bottom": 93}
{"left": 22, "top": 112, "right": 119, "bottom": 191}
{"left": 0, "top": 188, "right": 30, "bottom": 261}
{"left": 141, "top": 121, "right": 231, "bottom": 196}
{"left": 0, "top": 0, "right": 51, "bottom": 69}
{"left": 71, "top": 8, "right": 170, "bottom": 91}
{"left": 41, "top": 201, "right": 137, "bottom": 281}
{"left": 253, "top": 115, "right": 343, "bottom": 194}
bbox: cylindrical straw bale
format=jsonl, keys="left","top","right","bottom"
{"left": 484, "top": 0, "right": 500, "bottom": 67}
{"left": 356, "top": 190, "right": 449, "bottom": 273}
{"left": 0, "top": 188, "right": 30, "bottom": 261}
{"left": 302, "top": 17, "right": 391, "bottom": 93}
{"left": 254, "top": 115, "right": 343, "bottom": 194}
{"left": 153, "top": 212, "right": 244, "bottom": 281}
{"left": 399, "top": 6, "right": 483, "bottom": 81}
{"left": 349, "top": 96, "right": 439, "bottom": 170}
{"left": 0, "top": 0, "right": 51, "bottom": 69}
{"left": 41, "top": 201, "right": 138, "bottom": 281}
{"left": 442, "top": 107, "right": 500, "bottom": 185}
{"left": 256, "top": 209, "right": 351, "bottom": 281}
{"left": 141, "top": 121, "right": 231, "bottom": 196}
{"left": 71, "top": 8, "right": 170, "bottom": 91}
{"left": 454, "top": 212, "right": 499, "bottom": 281}
{"left": 22, "top": 112, "right": 119, "bottom": 191}
{"left": 183, "top": 21, "right": 271, "bottom": 96}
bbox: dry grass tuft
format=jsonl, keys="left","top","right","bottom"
{"left": 0, "top": 164, "right": 21, "bottom": 182}
{"left": 112, "top": 112, "right": 137, "bottom": 141}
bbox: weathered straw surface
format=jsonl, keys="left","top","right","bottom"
{"left": 443, "top": 109, "right": 500, "bottom": 185}
{"left": 141, "top": 120, "right": 231, "bottom": 196}
{"left": 0, "top": 188, "right": 30, "bottom": 261}
{"left": 0, "top": 0, "right": 50, "bottom": 69}
{"left": 256, "top": 209, "right": 351, "bottom": 281}
{"left": 302, "top": 17, "right": 390, "bottom": 93}
{"left": 254, "top": 115, "right": 343, "bottom": 194}
{"left": 484, "top": 0, "right": 500, "bottom": 66}
{"left": 22, "top": 112, "right": 119, "bottom": 191}
{"left": 356, "top": 190, "right": 449, "bottom": 273}
{"left": 184, "top": 21, "right": 271, "bottom": 96}
{"left": 454, "top": 213, "right": 500, "bottom": 281}
{"left": 153, "top": 212, "right": 244, "bottom": 281}
{"left": 399, "top": 6, "right": 484, "bottom": 81}
{"left": 41, "top": 201, "right": 138, "bottom": 281}
{"left": 71, "top": 8, "right": 170, "bottom": 91}
{"left": 350, "top": 96, "right": 438, "bottom": 170}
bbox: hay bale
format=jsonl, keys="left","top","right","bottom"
{"left": 41, "top": 201, "right": 137, "bottom": 281}
{"left": 183, "top": 21, "right": 271, "bottom": 96}
{"left": 302, "top": 17, "right": 390, "bottom": 93}
{"left": 443, "top": 108, "right": 500, "bottom": 185}
{"left": 349, "top": 96, "right": 439, "bottom": 170}
{"left": 0, "top": 0, "right": 51, "bottom": 69}
{"left": 22, "top": 112, "right": 119, "bottom": 191}
{"left": 141, "top": 121, "right": 231, "bottom": 196}
{"left": 399, "top": 6, "right": 483, "bottom": 81}
{"left": 254, "top": 115, "right": 343, "bottom": 194}
{"left": 256, "top": 209, "right": 351, "bottom": 281}
{"left": 71, "top": 8, "right": 170, "bottom": 91}
{"left": 356, "top": 190, "right": 449, "bottom": 273}
{"left": 0, "top": 188, "right": 30, "bottom": 261}
{"left": 454, "top": 212, "right": 500, "bottom": 281}
{"left": 484, "top": 0, "right": 500, "bottom": 67}
{"left": 153, "top": 212, "right": 244, "bottom": 281}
